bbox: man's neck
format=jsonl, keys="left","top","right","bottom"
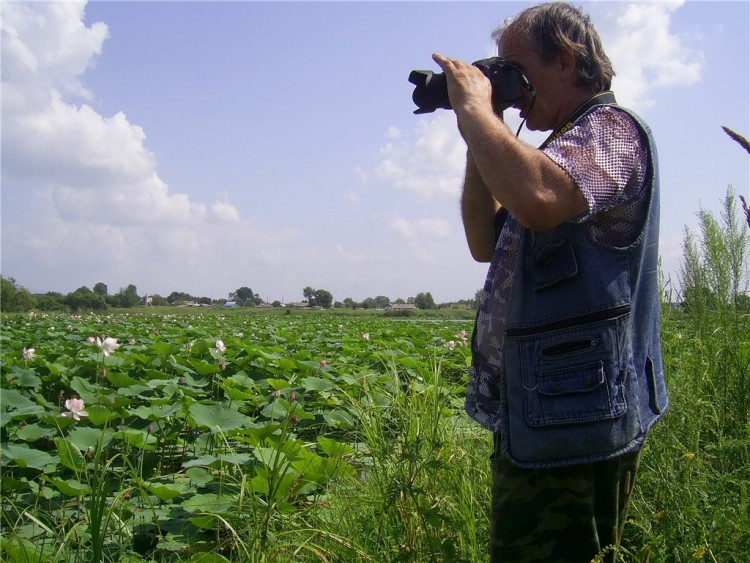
{"left": 542, "top": 90, "right": 616, "bottom": 149}
{"left": 555, "top": 88, "right": 600, "bottom": 129}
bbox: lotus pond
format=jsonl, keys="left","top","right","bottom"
{"left": 1, "top": 310, "right": 477, "bottom": 562}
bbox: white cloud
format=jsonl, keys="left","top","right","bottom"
{"left": 5, "top": 91, "right": 155, "bottom": 188}
{"left": 1, "top": 2, "right": 109, "bottom": 106}
{"left": 335, "top": 243, "right": 365, "bottom": 264}
{"left": 2, "top": 4, "right": 239, "bottom": 229}
{"left": 210, "top": 201, "right": 240, "bottom": 223}
{"left": 606, "top": 1, "right": 703, "bottom": 110}
{"left": 1, "top": 199, "right": 304, "bottom": 298}
{"left": 375, "top": 99, "right": 548, "bottom": 204}
{"left": 1, "top": 0, "right": 254, "bottom": 293}
{"left": 390, "top": 216, "right": 453, "bottom": 239}
{"left": 376, "top": 111, "right": 467, "bottom": 201}
{"left": 354, "top": 165, "right": 368, "bottom": 185}
{"left": 50, "top": 175, "right": 210, "bottom": 226}
{"left": 385, "top": 126, "right": 401, "bottom": 139}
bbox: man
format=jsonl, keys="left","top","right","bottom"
{"left": 433, "top": 3, "right": 669, "bottom": 562}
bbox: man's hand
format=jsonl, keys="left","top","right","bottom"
{"left": 432, "top": 53, "right": 588, "bottom": 233}
{"left": 432, "top": 53, "right": 495, "bottom": 118}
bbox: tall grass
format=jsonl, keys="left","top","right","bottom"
{"left": 306, "top": 356, "right": 491, "bottom": 562}
{"left": 623, "top": 303, "right": 749, "bottom": 562}
{"left": 623, "top": 188, "right": 750, "bottom": 562}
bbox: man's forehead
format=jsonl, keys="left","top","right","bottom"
{"left": 498, "top": 33, "right": 529, "bottom": 60}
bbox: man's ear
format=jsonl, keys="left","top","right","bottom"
{"left": 558, "top": 49, "right": 577, "bottom": 81}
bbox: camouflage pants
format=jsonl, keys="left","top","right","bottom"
{"left": 490, "top": 435, "right": 641, "bottom": 563}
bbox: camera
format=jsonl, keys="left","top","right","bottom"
{"left": 409, "top": 57, "right": 529, "bottom": 114}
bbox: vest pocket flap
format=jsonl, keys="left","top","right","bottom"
{"left": 532, "top": 236, "right": 578, "bottom": 290}
{"left": 538, "top": 362, "right": 605, "bottom": 396}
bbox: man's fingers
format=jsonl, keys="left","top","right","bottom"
{"left": 433, "top": 54, "right": 476, "bottom": 76}
{"left": 432, "top": 52, "right": 449, "bottom": 69}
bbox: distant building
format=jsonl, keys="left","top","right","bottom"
{"left": 224, "top": 301, "right": 238, "bottom": 308}
{"left": 391, "top": 303, "right": 417, "bottom": 310}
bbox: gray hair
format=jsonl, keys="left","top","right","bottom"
{"left": 493, "top": 2, "right": 614, "bottom": 92}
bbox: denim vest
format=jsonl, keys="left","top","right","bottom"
{"left": 490, "top": 100, "right": 669, "bottom": 468}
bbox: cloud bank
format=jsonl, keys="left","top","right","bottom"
{"left": 607, "top": 1, "right": 703, "bottom": 109}
{"left": 0, "top": 2, "right": 290, "bottom": 298}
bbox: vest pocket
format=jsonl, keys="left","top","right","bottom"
{"left": 526, "top": 360, "right": 627, "bottom": 427}
{"left": 506, "top": 307, "right": 632, "bottom": 429}
{"left": 501, "top": 306, "right": 643, "bottom": 466}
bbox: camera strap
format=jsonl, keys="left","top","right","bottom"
{"left": 539, "top": 91, "right": 617, "bottom": 149}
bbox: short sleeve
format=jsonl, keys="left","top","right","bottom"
{"left": 543, "top": 107, "right": 647, "bottom": 222}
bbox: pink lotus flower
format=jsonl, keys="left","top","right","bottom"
{"left": 447, "top": 340, "right": 456, "bottom": 350}
{"left": 96, "top": 336, "right": 120, "bottom": 357}
{"left": 87, "top": 336, "right": 96, "bottom": 343}
{"left": 458, "top": 330, "right": 469, "bottom": 346}
{"left": 61, "top": 398, "right": 89, "bottom": 421}
{"left": 22, "top": 347, "right": 36, "bottom": 361}
{"left": 320, "top": 359, "right": 327, "bottom": 367}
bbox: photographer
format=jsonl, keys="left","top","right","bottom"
{"left": 433, "top": 3, "right": 669, "bottom": 561}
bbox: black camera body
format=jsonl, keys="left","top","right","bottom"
{"left": 409, "top": 57, "right": 528, "bottom": 114}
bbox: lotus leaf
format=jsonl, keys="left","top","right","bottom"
{"left": 188, "top": 403, "right": 251, "bottom": 431}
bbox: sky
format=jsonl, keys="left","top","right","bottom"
{"left": 2, "top": 0, "right": 748, "bottom": 304}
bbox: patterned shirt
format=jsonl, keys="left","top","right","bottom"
{"left": 466, "top": 105, "right": 649, "bottom": 430}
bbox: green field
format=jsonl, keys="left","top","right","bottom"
{"left": 1, "top": 305, "right": 748, "bottom": 562}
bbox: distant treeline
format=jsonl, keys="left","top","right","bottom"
{"left": 0, "top": 278, "right": 479, "bottom": 313}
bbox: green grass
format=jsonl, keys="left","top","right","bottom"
{"left": 622, "top": 304, "right": 750, "bottom": 562}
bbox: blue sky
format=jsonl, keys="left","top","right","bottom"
{"left": 2, "top": 0, "right": 748, "bottom": 304}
